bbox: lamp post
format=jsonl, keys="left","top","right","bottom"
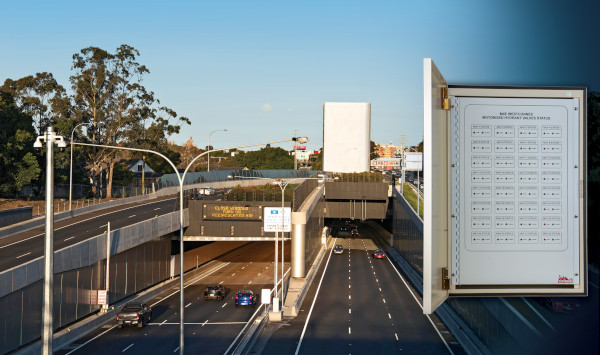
{"left": 69, "top": 122, "right": 93, "bottom": 211}
{"left": 207, "top": 129, "right": 227, "bottom": 172}
{"left": 34, "top": 127, "right": 67, "bottom": 355}
{"left": 74, "top": 136, "right": 302, "bottom": 354}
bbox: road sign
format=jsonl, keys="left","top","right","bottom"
{"left": 261, "top": 289, "right": 271, "bottom": 304}
{"left": 264, "top": 207, "right": 291, "bottom": 232}
{"left": 98, "top": 290, "right": 107, "bottom": 305}
{"left": 404, "top": 152, "right": 423, "bottom": 171}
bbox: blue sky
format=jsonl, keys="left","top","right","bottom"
{"left": 2, "top": 0, "right": 598, "bottom": 150}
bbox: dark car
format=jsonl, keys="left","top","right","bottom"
{"left": 536, "top": 297, "right": 581, "bottom": 313}
{"left": 351, "top": 228, "right": 359, "bottom": 237}
{"left": 204, "top": 284, "right": 225, "bottom": 300}
{"left": 116, "top": 303, "right": 152, "bottom": 328}
{"left": 189, "top": 192, "right": 203, "bottom": 200}
{"left": 235, "top": 290, "right": 257, "bottom": 307}
{"left": 333, "top": 245, "right": 344, "bottom": 254}
{"left": 373, "top": 249, "right": 386, "bottom": 259}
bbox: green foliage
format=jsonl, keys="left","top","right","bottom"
{"left": 146, "top": 145, "right": 182, "bottom": 174}
{"left": 370, "top": 140, "right": 379, "bottom": 160}
{"left": 223, "top": 183, "right": 296, "bottom": 201}
{"left": 401, "top": 182, "right": 423, "bottom": 219}
{"left": 111, "top": 162, "right": 135, "bottom": 186}
{"left": 311, "top": 149, "right": 323, "bottom": 170}
{"left": 235, "top": 147, "right": 294, "bottom": 169}
{"left": 0, "top": 92, "right": 40, "bottom": 195}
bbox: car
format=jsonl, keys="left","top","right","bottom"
{"left": 373, "top": 249, "right": 386, "bottom": 259}
{"left": 333, "top": 245, "right": 344, "bottom": 254}
{"left": 351, "top": 228, "right": 359, "bottom": 237}
{"left": 116, "top": 303, "right": 152, "bottom": 328}
{"left": 536, "top": 297, "right": 581, "bottom": 313}
{"left": 199, "top": 186, "right": 215, "bottom": 195}
{"left": 204, "top": 284, "right": 225, "bottom": 300}
{"left": 189, "top": 192, "right": 203, "bottom": 200}
{"left": 235, "top": 290, "right": 257, "bottom": 307}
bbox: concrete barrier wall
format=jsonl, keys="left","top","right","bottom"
{"left": 0, "top": 207, "right": 33, "bottom": 228}
{"left": 291, "top": 185, "right": 325, "bottom": 278}
{"left": 0, "top": 210, "right": 188, "bottom": 299}
{"left": 0, "top": 236, "right": 171, "bottom": 355}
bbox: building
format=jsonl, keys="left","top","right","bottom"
{"left": 376, "top": 142, "right": 402, "bottom": 158}
{"left": 117, "top": 159, "right": 162, "bottom": 188}
{"left": 370, "top": 158, "right": 401, "bottom": 171}
{"left": 323, "top": 102, "right": 371, "bottom": 173}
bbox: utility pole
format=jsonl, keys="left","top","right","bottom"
{"left": 294, "top": 129, "right": 298, "bottom": 170}
{"left": 400, "top": 135, "right": 405, "bottom": 194}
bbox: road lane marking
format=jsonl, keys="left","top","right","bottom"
{"left": 173, "top": 347, "right": 179, "bottom": 353}
{"left": 160, "top": 320, "right": 166, "bottom": 326}
{"left": 349, "top": 295, "right": 351, "bottom": 300}
{"left": 185, "top": 303, "right": 191, "bottom": 308}
{"left": 16, "top": 252, "right": 31, "bottom": 259}
{"left": 64, "top": 325, "right": 117, "bottom": 354}
{"left": 383, "top": 299, "right": 386, "bottom": 304}
{"left": 122, "top": 343, "right": 134, "bottom": 352}
{"left": 154, "top": 208, "right": 161, "bottom": 210}
{"left": 500, "top": 298, "right": 542, "bottom": 337}
{"left": 248, "top": 281, "right": 252, "bottom": 284}
{"left": 129, "top": 215, "right": 136, "bottom": 218}
{"left": 99, "top": 224, "right": 107, "bottom": 229}
{"left": 64, "top": 236, "right": 75, "bottom": 241}
{"left": 388, "top": 313, "right": 392, "bottom": 319}
{"left": 222, "top": 303, "right": 227, "bottom": 308}
{"left": 349, "top": 309, "right": 351, "bottom": 314}
{"left": 395, "top": 333, "right": 399, "bottom": 341}
{"left": 590, "top": 280, "right": 599, "bottom": 288}
{"left": 349, "top": 285, "right": 351, "bottom": 289}
{"left": 520, "top": 297, "right": 556, "bottom": 332}
{"left": 379, "top": 288, "right": 381, "bottom": 291}
{"left": 383, "top": 250, "right": 453, "bottom": 353}
{"left": 295, "top": 238, "right": 337, "bottom": 355}
{"left": 202, "top": 320, "right": 208, "bottom": 326}
{"left": 219, "top": 281, "right": 224, "bottom": 284}
{"left": 1, "top": 198, "right": 175, "bottom": 250}
{"left": 348, "top": 327, "right": 351, "bottom": 335}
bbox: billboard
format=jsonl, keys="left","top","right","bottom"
{"left": 323, "top": 102, "right": 371, "bottom": 173}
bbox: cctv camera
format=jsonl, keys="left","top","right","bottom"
{"left": 33, "top": 137, "right": 43, "bottom": 153}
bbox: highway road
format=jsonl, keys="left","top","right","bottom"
{"left": 257, "top": 226, "right": 461, "bottom": 355}
{"left": 56, "top": 241, "right": 290, "bottom": 355}
{"left": 0, "top": 196, "right": 179, "bottom": 272}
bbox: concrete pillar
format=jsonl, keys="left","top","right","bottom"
{"left": 291, "top": 222, "right": 306, "bottom": 278}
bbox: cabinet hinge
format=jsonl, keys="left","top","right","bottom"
{"left": 442, "top": 267, "right": 450, "bottom": 290}
{"left": 442, "top": 87, "right": 450, "bottom": 110}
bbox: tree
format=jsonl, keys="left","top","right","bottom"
{"left": 0, "top": 91, "right": 40, "bottom": 195}
{"left": 236, "top": 147, "right": 294, "bottom": 169}
{"left": 311, "top": 149, "right": 323, "bottom": 170}
{"left": 370, "top": 140, "right": 379, "bottom": 160}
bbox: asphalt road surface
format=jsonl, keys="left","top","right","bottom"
{"left": 258, "top": 234, "right": 457, "bottom": 355}
{"left": 56, "top": 241, "right": 290, "bottom": 355}
{"left": 0, "top": 196, "right": 178, "bottom": 272}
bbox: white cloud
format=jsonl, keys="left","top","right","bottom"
{"left": 262, "top": 104, "right": 271, "bottom": 112}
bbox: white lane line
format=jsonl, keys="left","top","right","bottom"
{"left": 384, "top": 255, "right": 453, "bottom": 354}
{"left": 160, "top": 320, "right": 166, "bottom": 326}
{"left": 128, "top": 215, "right": 136, "bottom": 218}
{"left": 379, "top": 288, "right": 382, "bottom": 292}
{"left": 185, "top": 303, "right": 191, "bottom": 308}
{"left": 150, "top": 262, "right": 230, "bottom": 308}
{"left": 151, "top": 322, "right": 247, "bottom": 325}
{"left": 349, "top": 295, "right": 351, "bottom": 300}
{"left": 242, "top": 266, "right": 245, "bottom": 269}
{"left": 395, "top": 333, "right": 399, "bottom": 341}
{"left": 154, "top": 208, "right": 161, "bottom": 210}
{"left": 348, "top": 327, "right": 351, "bottom": 335}
{"left": 64, "top": 236, "right": 75, "bottom": 241}
{"left": 383, "top": 299, "right": 386, "bottom": 304}
{"left": 295, "top": 238, "right": 337, "bottom": 355}
{"left": 520, "top": 297, "right": 556, "bottom": 332}
{"left": 65, "top": 325, "right": 117, "bottom": 354}
{"left": 500, "top": 298, "right": 542, "bottom": 337}
{"left": 122, "top": 343, "right": 134, "bottom": 352}
{"left": 173, "top": 347, "right": 179, "bottom": 353}
{"left": 349, "top": 309, "right": 351, "bottom": 314}
{"left": 349, "top": 285, "right": 351, "bottom": 289}
{"left": 388, "top": 313, "right": 392, "bottom": 319}
{"left": 222, "top": 303, "right": 227, "bottom": 308}
{"left": 219, "top": 281, "right": 224, "bottom": 284}
{"left": 1, "top": 198, "right": 174, "bottom": 250}
{"left": 248, "top": 281, "right": 252, "bottom": 284}
{"left": 224, "top": 267, "right": 291, "bottom": 355}
{"left": 16, "top": 252, "right": 31, "bottom": 259}
{"left": 99, "top": 224, "right": 106, "bottom": 229}
{"left": 202, "top": 319, "right": 208, "bottom": 326}
{"left": 590, "top": 280, "right": 599, "bottom": 289}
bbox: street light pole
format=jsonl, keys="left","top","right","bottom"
{"left": 207, "top": 129, "right": 227, "bottom": 172}
{"left": 75, "top": 136, "right": 302, "bottom": 354}
{"left": 69, "top": 123, "right": 92, "bottom": 211}
{"left": 34, "top": 127, "right": 67, "bottom": 355}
